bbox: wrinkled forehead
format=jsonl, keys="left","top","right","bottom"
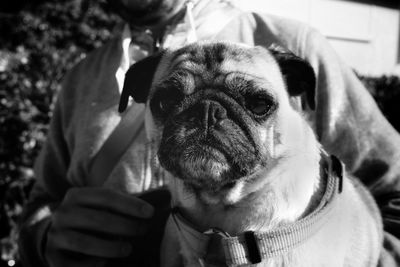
{"left": 154, "top": 43, "right": 283, "bottom": 90}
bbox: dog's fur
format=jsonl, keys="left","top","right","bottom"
{"left": 121, "top": 42, "right": 382, "bottom": 266}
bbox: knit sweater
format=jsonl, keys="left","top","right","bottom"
{"left": 19, "top": 1, "right": 400, "bottom": 266}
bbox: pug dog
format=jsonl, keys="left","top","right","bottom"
{"left": 119, "top": 42, "right": 382, "bottom": 267}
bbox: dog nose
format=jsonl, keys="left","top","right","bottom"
{"left": 201, "top": 100, "right": 227, "bottom": 129}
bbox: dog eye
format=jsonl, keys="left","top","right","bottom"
{"left": 150, "top": 88, "right": 183, "bottom": 116}
{"left": 246, "top": 96, "right": 274, "bottom": 117}
{"left": 158, "top": 97, "right": 177, "bottom": 113}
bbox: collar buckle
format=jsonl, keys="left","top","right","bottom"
{"left": 203, "top": 227, "right": 231, "bottom": 238}
{"left": 201, "top": 228, "right": 230, "bottom": 266}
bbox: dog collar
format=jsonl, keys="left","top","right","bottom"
{"left": 170, "top": 154, "right": 344, "bottom": 266}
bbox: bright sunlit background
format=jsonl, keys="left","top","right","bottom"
{"left": 233, "top": 0, "right": 400, "bottom": 76}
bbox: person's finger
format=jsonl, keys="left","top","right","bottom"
{"left": 64, "top": 187, "right": 154, "bottom": 218}
{"left": 53, "top": 206, "right": 149, "bottom": 237}
{"left": 47, "top": 228, "right": 132, "bottom": 258}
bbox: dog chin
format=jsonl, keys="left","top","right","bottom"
{"left": 196, "top": 180, "right": 246, "bottom": 205}
{"left": 181, "top": 159, "right": 263, "bottom": 206}
{"left": 175, "top": 144, "right": 254, "bottom": 190}
{"left": 179, "top": 148, "right": 230, "bottom": 182}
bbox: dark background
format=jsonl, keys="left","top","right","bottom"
{"left": 340, "top": 0, "right": 400, "bottom": 9}
{"left": 0, "top": 1, "right": 120, "bottom": 266}
{"left": 0, "top": 1, "right": 399, "bottom": 266}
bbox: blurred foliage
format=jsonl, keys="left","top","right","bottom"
{"left": 0, "top": 0, "right": 120, "bottom": 265}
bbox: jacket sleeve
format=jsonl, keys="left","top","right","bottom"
{"left": 302, "top": 27, "right": 400, "bottom": 264}
{"left": 18, "top": 89, "right": 72, "bottom": 267}
{"left": 302, "top": 27, "right": 400, "bottom": 196}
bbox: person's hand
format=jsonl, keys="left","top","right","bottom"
{"left": 44, "top": 187, "right": 154, "bottom": 267}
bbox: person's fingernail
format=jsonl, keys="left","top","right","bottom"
{"left": 141, "top": 204, "right": 154, "bottom": 217}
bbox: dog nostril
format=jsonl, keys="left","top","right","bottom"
{"left": 201, "top": 101, "right": 227, "bottom": 129}
{"left": 213, "top": 106, "right": 227, "bottom": 124}
{"left": 195, "top": 100, "right": 227, "bottom": 130}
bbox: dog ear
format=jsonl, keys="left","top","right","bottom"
{"left": 268, "top": 44, "right": 316, "bottom": 110}
{"left": 119, "top": 52, "right": 163, "bottom": 113}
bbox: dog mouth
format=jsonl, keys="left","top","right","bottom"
{"left": 176, "top": 141, "right": 240, "bottom": 189}
{"left": 158, "top": 116, "right": 262, "bottom": 194}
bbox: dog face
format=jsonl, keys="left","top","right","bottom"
{"left": 120, "top": 42, "right": 317, "bottom": 206}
